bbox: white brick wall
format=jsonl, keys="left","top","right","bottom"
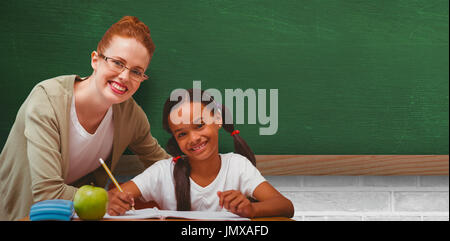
{"left": 265, "top": 176, "right": 449, "bottom": 221}
{"left": 114, "top": 156, "right": 449, "bottom": 221}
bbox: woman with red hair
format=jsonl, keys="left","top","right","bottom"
{"left": 0, "top": 16, "right": 170, "bottom": 220}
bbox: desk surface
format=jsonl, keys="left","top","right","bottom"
{"left": 20, "top": 216, "right": 294, "bottom": 221}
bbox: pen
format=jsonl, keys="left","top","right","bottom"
{"left": 99, "top": 158, "right": 135, "bottom": 211}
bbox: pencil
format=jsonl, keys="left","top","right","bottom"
{"left": 99, "top": 158, "right": 135, "bottom": 211}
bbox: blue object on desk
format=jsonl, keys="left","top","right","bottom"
{"left": 30, "top": 199, "right": 74, "bottom": 221}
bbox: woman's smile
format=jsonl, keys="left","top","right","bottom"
{"left": 108, "top": 80, "right": 128, "bottom": 95}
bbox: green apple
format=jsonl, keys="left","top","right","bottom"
{"left": 73, "top": 185, "right": 108, "bottom": 220}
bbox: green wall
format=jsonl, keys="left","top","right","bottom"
{"left": 0, "top": 0, "right": 448, "bottom": 154}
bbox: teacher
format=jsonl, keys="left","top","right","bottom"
{"left": 0, "top": 16, "right": 170, "bottom": 220}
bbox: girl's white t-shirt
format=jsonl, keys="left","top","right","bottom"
{"left": 65, "top": 95, "right": 114, "bottom": 184}
{"left": 132, "top": 153, "right": 266, "bottom": 211}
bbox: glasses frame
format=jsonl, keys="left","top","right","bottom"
{"left": 98, "top": 53, "right": 148, "bottom": 82}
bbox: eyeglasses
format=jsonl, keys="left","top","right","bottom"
{"left": 99, "top": 54, "right": 148, "bottom": 82}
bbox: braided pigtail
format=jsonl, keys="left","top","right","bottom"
{"left": 165, "top": 136, "right": 192, "bottom": 211}
{"left": 218, "top": 103, "right": 256, "bottom": 166}
{"left": 163, "top": 91, "right": 193, "bottom": 211}
{"left": 172, "top": 156, "right": 191, "bottom": 211}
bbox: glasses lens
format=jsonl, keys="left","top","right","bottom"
{"left": 107, "top": 59, "right": 124, "bottom": 72}
{"left": 104, "top": 56, "right": 145, "bottom": 82}
{"left": 128, "top": 72, "right": 142, "bottom": 82}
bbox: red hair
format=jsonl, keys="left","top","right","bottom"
{"left": 97, "top": 16, "right": 155, "bottom": 58}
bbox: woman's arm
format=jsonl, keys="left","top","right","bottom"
{"left": 25, "top": 86, "right": 78, "bottom": 202}
{"left": 127, "top": 100, "right": 170, "bottom": 168}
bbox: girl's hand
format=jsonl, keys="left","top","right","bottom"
{"left": 217, "top": 190, "right": 255, "bottom": 218}
{"left": 107, "top": 188, "right": 134, "bottom": 216}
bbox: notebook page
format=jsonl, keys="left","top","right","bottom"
{"left": 157, "top": 209, "right": 250, "bottom": 220}
{"left": 101, "top": 208, "right": 250, "bottom": 220}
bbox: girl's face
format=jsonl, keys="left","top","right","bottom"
{"left": 169, "top": 102, "right": 222, "bottom": 162}
{"left": 91, "top": 36, "right": 150, "bottom": 105}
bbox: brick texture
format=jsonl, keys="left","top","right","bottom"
{"left": 114, "top": 156, "right": 449, "bottom": 221}
{"left": 267, "top": 176, "right": 449, "bottom": 221}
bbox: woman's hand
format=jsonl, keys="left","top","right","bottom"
{"left": 107, "top": 188, "right": 135, "bottom": 216}
{"left": 217, "top": 190, "right": 256, "bottom": 218}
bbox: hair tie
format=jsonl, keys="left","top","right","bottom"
{"left": 231, "top": 130, "right": 240, "bottom": 136}
{"left": 172, "top": 156, "right": 181, "bottom": 163}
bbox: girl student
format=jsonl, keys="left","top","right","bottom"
{"left": 0, "top": 16, "right": 170, "bottom": 220}
{"left": 108, "top": 89, "right": 294, "bottom": 218}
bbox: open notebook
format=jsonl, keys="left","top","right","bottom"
{"left": 99, "top": 208, "right": 250, "bottom": 221}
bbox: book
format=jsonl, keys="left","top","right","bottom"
{"left": 100, "top": 207, "right": 250, "bottom": 220}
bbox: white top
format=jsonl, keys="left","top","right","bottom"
{"left": 132, "top": 153, "right": 266, "bottom": 211}
{"left": 65, "top": 95, "right": 114, "bottom": 184}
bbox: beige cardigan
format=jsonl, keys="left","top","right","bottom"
{"left": 0, "top": 75, "right": 170, "bottom": 220}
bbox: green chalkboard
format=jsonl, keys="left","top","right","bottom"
{"left": 0, "top": 0, "right": 448, "bottom": 155}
